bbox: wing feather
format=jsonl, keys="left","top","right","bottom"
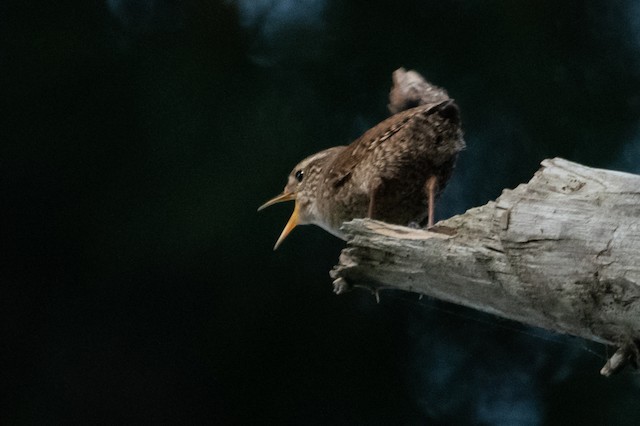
{"left": 326, "top": 99, "right": 459, "bottom": 188}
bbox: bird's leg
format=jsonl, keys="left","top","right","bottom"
{"left": 368, "top": 178, "right": 384, "bottom": 219}
{"left": 425, "top": 175, "right": 437, "bottom": 228}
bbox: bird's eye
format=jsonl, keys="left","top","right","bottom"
{"left": 295, "top": 170, "right": 304, "bottom": 182}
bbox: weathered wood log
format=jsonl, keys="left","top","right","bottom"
{"left": 330, "top": 157, "right": 640, "bottom": 375}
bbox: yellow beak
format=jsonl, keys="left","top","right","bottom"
{"left": 258, "top": 192, "right": 299, "bottom": 250}
{"left": 257, "top": 192, "right": 295, "bottom": 211}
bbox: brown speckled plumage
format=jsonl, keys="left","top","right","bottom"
{"left": 259, "top": 69, "right": 465, "bottom": 248}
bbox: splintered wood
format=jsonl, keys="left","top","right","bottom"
{"left": 330, "top": 158, "right": 640, "bottom": 375}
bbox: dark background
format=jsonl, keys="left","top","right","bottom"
{"left": 2, "top": 0, "right": 640, "bottom": 424}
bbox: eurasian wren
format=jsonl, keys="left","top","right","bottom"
{"left": 259, "top": 68, "right": 465, "bottom": 249}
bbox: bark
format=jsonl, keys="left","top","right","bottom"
{"left": 330, "top": 157, "right": 640, "bottom": 375}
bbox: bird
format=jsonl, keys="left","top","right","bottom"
{"left": 259, "top": 68, "right": 465, "bottom": 250}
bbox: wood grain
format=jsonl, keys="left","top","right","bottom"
{"left": 330, "top": 158, "right": 640, "bottom": 374}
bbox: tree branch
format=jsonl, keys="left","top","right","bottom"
{"left": 330, "top": 157, "right": 640, "bottom": 375}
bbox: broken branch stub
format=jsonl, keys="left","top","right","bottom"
{"left": 330, "top": 158, "right": 640, "bottom": 375}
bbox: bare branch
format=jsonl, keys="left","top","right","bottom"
{"left": 330, "top": 158, "right": 640, "bottom": 375}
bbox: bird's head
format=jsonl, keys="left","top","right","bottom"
{"left": 258, "top": 147, "right": 343, "bottom": 249}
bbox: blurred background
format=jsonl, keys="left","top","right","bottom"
{"left": 2, "top": 0, "right": 640, "bottom": 424}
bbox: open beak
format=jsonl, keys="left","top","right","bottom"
{"left": 257, "top": 192, "right": 295, "bottom": 211}
{"left": 258, "top": 192, "right": 299, "bottom": 250}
